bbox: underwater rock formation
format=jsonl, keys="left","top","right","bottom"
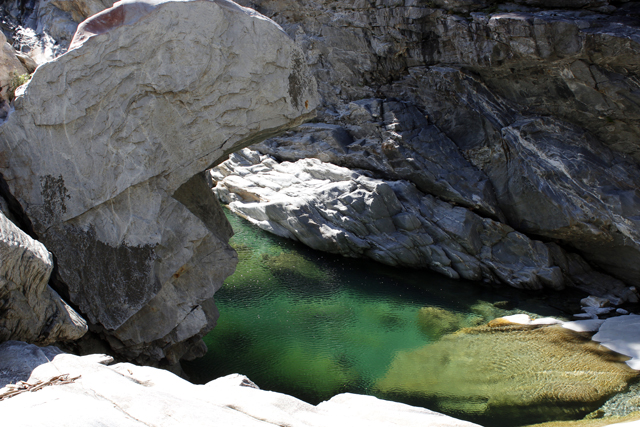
{"left": 0, "top": 0, "right": 317, "bottom": 363}
{"left": 375, "top": 322, "right": 638, "bottom": 426}
{"left": 0, "top": 340, "right": 482, "bottom": 427}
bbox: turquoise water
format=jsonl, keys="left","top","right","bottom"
{"left": 183, "top": 210, "right": 584, "bottom": 425}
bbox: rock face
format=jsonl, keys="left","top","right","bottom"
{"left": 0, "top": 209, "right": 87, "bottom": 345}
{"left": 50, "top": 0, "right": 117, "bottom": 23}
{"left": 0, "top": 0, "right": 80, "bottom": 64}
{"left": 375, "top": 322, "right": 638, "bottom": 426}
{"left": 387, "top": 69, "right": 640, "bottom": 286}
{"left": 0, "top": 341, "right": 482, "bottom": 427}
{"left": 0, "top": 0, "right": 318, "bottom": 363}
{"left": 213, "top": 147, "right": 636, "bottom": 300}
{"left": 210, "top": 0, "right": 640, "bottom": 294}
{"left": 0, "top": 31, "right": 27, "bottom": 115}
{"left": 256, "top": 99, "right": 504, "bottom": 222}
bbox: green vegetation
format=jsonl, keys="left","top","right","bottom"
{"left": 7, "top": 72, "right": 31, "bottom": 101}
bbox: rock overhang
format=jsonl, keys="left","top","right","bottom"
{"left": 0, "top": 0, "right": 318, "bottom": 362}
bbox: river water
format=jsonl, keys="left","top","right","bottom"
{"left": 183, "top": 210, "right": 600, "bottom": 427}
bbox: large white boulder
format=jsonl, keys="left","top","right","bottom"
{"left": 0, "top": 0, "right": 317, "bottom": 363}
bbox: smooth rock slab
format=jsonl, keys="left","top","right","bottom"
{"left": 593, "top": 314, "right": 640, "bottom": 370}
{"left": 0, "top": 0, "right": 317, "bottom": 362}
{"left": 0, "top": 341, "right": 481, "bottom": 427}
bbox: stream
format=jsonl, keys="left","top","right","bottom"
{"left": 183, "top": 210, "right": 620, "bottom": 427}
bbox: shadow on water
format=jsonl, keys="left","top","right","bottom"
{"left": 183, "top": 209, "right": 598, "bottom": 427}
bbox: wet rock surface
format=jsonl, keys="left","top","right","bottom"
{"left": 0, "top": 0, "right": 317, "bottom": 363}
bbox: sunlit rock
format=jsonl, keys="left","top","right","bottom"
{"left": 212, "top": 148, "right": 633, "bottom": 301}
{"left": 593, "top": 314, "right": 640, "bottom": 370}
{"left": 0, "top": 0, "right": 318, "bottom": 363}
{"left": 0, "top": 211, "right": 87, "bottom": 345}
{"left": 0, "top": 341, "right": 482, "bottom": 427}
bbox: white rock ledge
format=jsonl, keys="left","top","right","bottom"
{"left": 0, "top": 341, "right": 480, "bottom": 427}
{"left": 592, "top": 314, "right": 640, "bottom": 370}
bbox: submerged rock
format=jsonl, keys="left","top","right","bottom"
{"left": 0, "top": 341, "right": 482, "bottom": 427}
{"left": 0, "top": 0, "right": 317, "bottom": 363}
{"left": 375, "top": 323, "right": 638, "bottom": 426}
{"left": 416, "top": 307, "right": 482, "bottom": 340}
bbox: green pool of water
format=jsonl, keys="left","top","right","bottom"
{"left": 183, "top": 210, "right": 591, "bottom": 426}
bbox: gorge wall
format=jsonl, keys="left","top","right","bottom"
{"left": 0, "top": 0, "right": 639, "bottom": 365}
{"left": 210, "top": 0, "right": 640, "bottom": 303}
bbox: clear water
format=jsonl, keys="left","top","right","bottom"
{"left": 183, "top": 210, "right": 586, "bottom": 426}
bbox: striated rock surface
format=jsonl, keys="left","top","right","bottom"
{"left": 213, "top": 148, "right": 634, "bottom": 300}
{"left": 375, "top": 322, "right": 638, "bottom": 426}
{"left": 213, "top": 0, "right": 640, "bottom": 294}
{"left": 0, "top": 341, "right": 481, "bottom": 427}
{"left": 255, "top": 99, "right": 504, "bottom": 221}
{"left": 0, "top": 210, "right": 87, "bottom": 345}
{"left": 387, "top": 68, "right": 640, "bottom": 286}
{"left": 0, "top": 0, "right": 317, "bottom": 363}
{"left": 212, "top": 148, "right": 634, "bottom": 301}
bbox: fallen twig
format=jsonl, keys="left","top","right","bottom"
{"left": 0, "top": 374, "right": 80, "bottom": 401}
